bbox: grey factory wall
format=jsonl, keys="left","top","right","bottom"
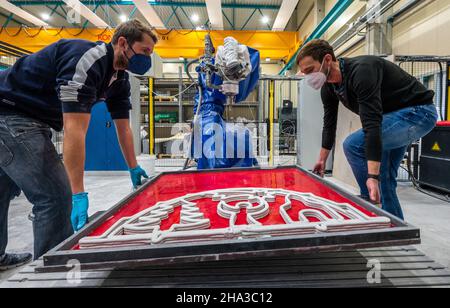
{"left": 393, "top": 0, "right": 450, "bottom": 56}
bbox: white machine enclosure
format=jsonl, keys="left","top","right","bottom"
{"left": 297, "top": 79, "right": 333, "bottom": 171}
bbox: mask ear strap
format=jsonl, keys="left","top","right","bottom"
{"left": 318, "top": 59, "right": 325, "bottom": 72}
{"left": 120, "top": 39, "right": 131, "bottom": 62}
{"left": 123, "top": 47, "right": 131, "bottom": 61}
{"left": 127, "top": 40, "right": 138, "bottom": 56}
{"left": 322, "top": 56, "right": 331, "bottom": 78}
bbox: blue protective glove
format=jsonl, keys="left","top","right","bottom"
{"left": 129, "top": 165, "right": 149, "bottom": 189}
{"left": 71, "top": 192, "right": 89, "bottom": 232}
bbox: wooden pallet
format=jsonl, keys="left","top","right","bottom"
{"left": 157, "top": 154, "right": 185, "bottom": 159}
{"left": 154, "top": 96, "right": 176, "bottom": 103}
{"left": 2, "top": 246, "right": 450, "bottom": 288}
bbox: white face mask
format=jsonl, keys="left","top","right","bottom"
{"left": 305, "top": 59, "right": 330, "bottom": 90}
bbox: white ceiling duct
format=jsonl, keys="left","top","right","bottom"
{"left": 272, "top": 0, "right": 299, "bottom": 31}
{"left": 63, "top": 0, "right": 109, "bottom": 28}
{"left": 206, "top": 0, "right": 224, "bottom": 30}
{"left": 132, "top": 0, "right": 165, "bottom": 29}
{"left": 0, "top": 0, "right": 49, "bottom": 27}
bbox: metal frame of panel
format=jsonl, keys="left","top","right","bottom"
{"left": 39, "top": 165, "right": 420, "bottom": 272}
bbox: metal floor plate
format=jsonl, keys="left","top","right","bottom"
{"left": 3, "top": 247, "right": 450, "bottom": 288}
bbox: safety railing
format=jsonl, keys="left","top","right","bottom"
{"left": 396, "top": 55, "right": 450, "bottom": 182}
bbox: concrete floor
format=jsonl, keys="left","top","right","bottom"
{"left": 326, "top": 178, "right": 450, "bottom": 269}
{"left": 1, "top": 173, "right": 450, "bottom": 282}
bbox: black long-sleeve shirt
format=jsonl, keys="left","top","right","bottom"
{"left": 321, "top": 55, "right": 434, "bottom": 162}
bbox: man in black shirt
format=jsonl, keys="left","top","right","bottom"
{"left": 297, "top": 39, "right": 437, "bottom": 219}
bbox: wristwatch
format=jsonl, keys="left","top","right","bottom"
{"left": 368, "top": 174, "right": 380, "bottom": 181}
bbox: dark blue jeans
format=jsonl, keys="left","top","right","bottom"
{"left": 0, "top": 113, "right": 73, "bottom": 259}
{"left": 343, "top": 104, "right": 438, "bottom": 220}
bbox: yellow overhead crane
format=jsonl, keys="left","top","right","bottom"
{"left": 0, "top": 28, "right": 301, "bottom": 61}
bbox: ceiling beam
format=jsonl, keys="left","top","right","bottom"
{"left": 62, "top": 0, "right": 109, "bottom": 27}
{"left": 10, "top": 1, "right": 281, "bottom": 10}
{"left": 272, "top": 0, "right": 299, "bottom": 31}
{"left": 171, "top": 6, "right": 183, "bottom": 29}
{"left": 205, "top": 0, "right": 223, "bottom": 30}
{"left": 0, "top": 0, "right": 49, "bottom": 26}
{"left": 132, "top": 0, "right": 165, "bottom": 29}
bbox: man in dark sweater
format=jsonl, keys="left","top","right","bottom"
{"left": 297, "top": 39, "right": 437, "bottom": 219}
{"left": 0, "top": 20, "right": 155, "bottom": 270}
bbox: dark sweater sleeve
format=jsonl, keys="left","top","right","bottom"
{"left": 55, "top": 42, "right": 107, "bottom": 114}
{"left": 352, "top": 61, "right": 384, "bottom": 162}
{"left": 320, "top": 85, "right": 339, "bottom": 150}
{"left": 105, "top": 71, "right": 131, "bottom": 120}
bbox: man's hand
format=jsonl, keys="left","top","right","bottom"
{"left": 367, "top": 160, "right": 381, "bottom": 204}
{"left": 71, "top": 192, "right": 89, "bottom": 231}
{"left": 366, "top": 178, "right": 381, "bottom": 204}
{"left": 313, "top": 148, "right": 331, "bottom": 177}
{"left": 129, "top": 165, "right": 149, "bottom": 189}
{"left": 313, "top": 160, "right": 326, "bottom": 177}
{"left": 115, "top": 119, "right": 149, "bottom": 189}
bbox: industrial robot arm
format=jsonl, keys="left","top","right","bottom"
{"left": 213, "top": 36, "right": 252, "bottom": 104}
{"left": 188, "top": 34, "right": 254, "bottom": 107}
{"left": 184, "top": 35, "right": 260, "bottom": 170}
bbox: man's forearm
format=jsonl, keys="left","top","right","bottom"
{"left": 63, "top": 113, "right": 91, "bottom": 194}
{"left": 63, "top": 129, "right": 87, "bottom": 194}
{"left": 368, "top": 160, "right": 381, "bottom": 175}
{"left": 115, "top": 119, "right": 138, "bottom": 169}
{"left": 319, "top": 148, "right": 331, "bottom": 162}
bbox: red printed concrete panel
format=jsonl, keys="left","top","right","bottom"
{"left": 75, "top": 168, "right": 392, "bottom": 250}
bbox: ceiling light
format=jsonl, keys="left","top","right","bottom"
{"left": 262, "top": 16, "right": 270, "bottom": 24}
{"left": 41, "top": 13, "right": 50, "bottom": 21}
{"left": 119, "top": 15, "right": 127, "bottom": 23}
{"left": 191, "top": 14, "right": 200, "bottom": 23}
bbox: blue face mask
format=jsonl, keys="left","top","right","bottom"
{"left": 125, "top": 43, "right": 152, "bottom": 75}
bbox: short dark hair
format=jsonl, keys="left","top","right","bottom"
{"left": 296, "top": 39, "right": 336, "bottom": 64}
{"left": 112, "top": 19, "right": 158, "bottom": 45}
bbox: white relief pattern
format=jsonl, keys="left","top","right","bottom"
{"left": 78, "top": 188, "right": 391, "bottom": 249}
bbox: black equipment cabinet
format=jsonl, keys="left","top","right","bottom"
{"left": 419, "top": 122, "right": 450, "bottom": 193}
